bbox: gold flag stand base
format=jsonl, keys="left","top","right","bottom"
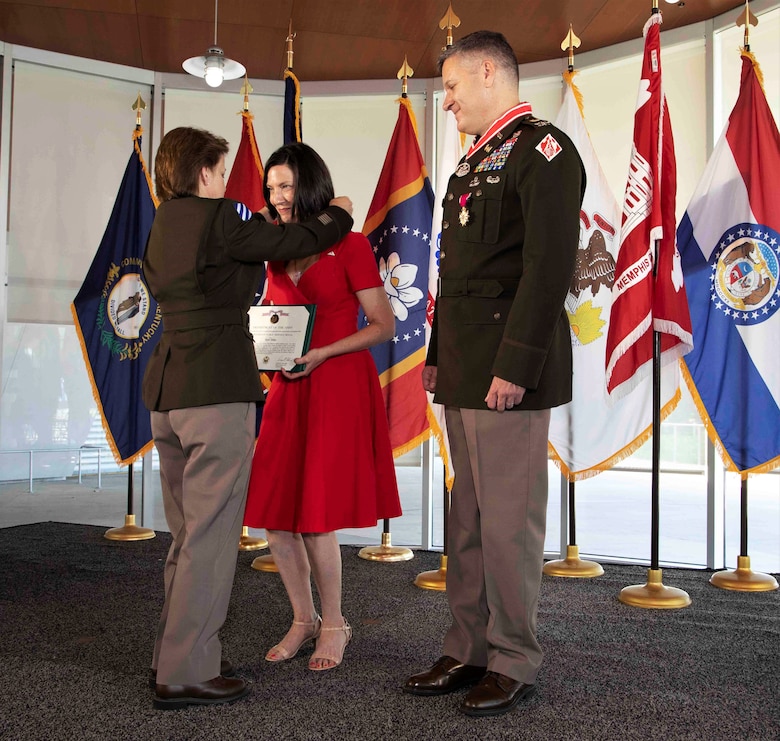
{"left": 251, "top": 553, "right": 279, "bottom": 572}
{"left": 104, "top": 514, "right": 155, "bottom": 542}
{"left": 239, "top": 526, "right": 268, "bottom": 551}
{"left": 543, "top": 545, "right": 604, "bottom": 578}
{"left": 618, "top": 568, "right": 691, "bottom": 609}
{"left": 414, "top": 554, "right": 447, "bottom": 591}
{"left": 358, "top": 532, "right": 413, "bottom": 562}
{"left": 709, "top": 555, "right": 779, "bottom": 592}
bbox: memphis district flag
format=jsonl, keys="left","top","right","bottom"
{"left": 225, "top": 110, "right": 266, "bottom": 212}
{"left": 678, "top": 51, "right": 780, "bottom": 476}
{"left": 283, "top": 69, "right": 302, "bottom": 144}
{"left": 364, "top": 97, "right": 435, "bottom": 457}
{"left": 548, "top": 72, "right": 681, "bottom": 480}
{"left": 71, "top": 129, "right": 159, "bottom": 465}
{"left": 604, "top": 12, "right": 692, "bottom": 401}
{"left": 426, "top": 110, "right": 463, "bottom": 489}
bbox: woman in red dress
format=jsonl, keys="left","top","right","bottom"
{"left": 244, "top": 143, "right": 401, "bottom": 671}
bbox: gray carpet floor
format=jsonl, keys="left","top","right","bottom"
{"left": 0, "top": 522, "right": 778, "bottom": 741}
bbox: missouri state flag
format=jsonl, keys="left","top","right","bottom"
{"left": 363, "top": 97, "right": 435, "bottom": 457}
{"left": 605, "top": 12, "right": 692, "bottom": 400}
{"left": 678, "top": 51, "right": 780, "bottom": 476}
{"left": 71, "top": 128, "right": 159, "bottom": 465}
{"left": 548, "top": 71, "right": 681, "bottom": 480}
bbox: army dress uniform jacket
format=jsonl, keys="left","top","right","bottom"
{"left": 142, "top": 197, "right": 352, "bottom": 412}
{"left": 427, "top": 115, "right": 586, "bottom": 410}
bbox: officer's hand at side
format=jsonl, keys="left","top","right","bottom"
{"left": 422, "top": 366, "right": 437, "bottom": 393}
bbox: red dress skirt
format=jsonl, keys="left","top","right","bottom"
{"left": 244, "top": 232, "right": 401, "bottom": 533}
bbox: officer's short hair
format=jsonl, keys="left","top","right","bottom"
{"left": 438, "top": 30, "right": 519, "bottom": 85}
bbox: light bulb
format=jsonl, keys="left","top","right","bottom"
{"left": 204, "top": 65, "right": 224, "bottom": 88}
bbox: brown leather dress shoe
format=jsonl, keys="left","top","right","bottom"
{"left": 403, "top": 655, "right": 486, "bottom": 696}
{"left": 148, "top": 660, "right": 235, "bottom": 689}
{"left": 460, "top": 671, "right": 536, "bottom": 717}
{"left": 153, "top": 675, "right": 249, "bottom": 710}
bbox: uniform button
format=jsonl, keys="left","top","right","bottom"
{"left": 443, "top": 221, "right": 449, "bottom": 229}
{"left": 441, "top": 252, "right": 446, "bottom": 258}
{"left": 447, "top": 193, "right": 454, "bottom": 200}
{"left": 493, "top": 312, "right": 501, "bottom": 320}
{"left": 475, "top": 189, "right": 483, "bottom": 196}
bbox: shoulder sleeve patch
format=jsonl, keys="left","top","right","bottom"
{"left": 233, "top": 202, "right": 252, "bottom": 221}
{"left": 535, "top": 134, "right": 563, "bottom": 162}
{"left": 317, "top": 212, "right": 333, "bottom": 225}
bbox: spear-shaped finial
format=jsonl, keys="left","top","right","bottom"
{"left": 736, "top": 0, "right": 759, "bottom": 50}
{"left": 397, "top": 56, "right": 414, "bottom": 97}
{"left": 286, "top": 19, "right": 296, "bottom": 70}
{"left": 560, "top": 24, "right": 581, "bottom": 72}
{"left": 132, "top": 92, "right": 146, "bottom": 128}
{"left": 438, "top": 2, "right": 461, "bottom": 48}
{"left": 240, "top": 76, "right": 253, "bottom": 112}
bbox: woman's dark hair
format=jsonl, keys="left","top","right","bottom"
{"left": 154, "top": 127, "right": 229, "bottom": 202}
{"left": 263, "top": 142, "right": 334, "bottom": 222}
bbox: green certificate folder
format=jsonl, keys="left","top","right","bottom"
{"left": 249, "top": 304, "right": 317, "bottom": 373}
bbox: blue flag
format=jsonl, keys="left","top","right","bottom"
{"left": 71, "top": 129, "right": 159, "bottom": 465}
{"left": 362, "top": 98, "right": 435, "bottom": 457}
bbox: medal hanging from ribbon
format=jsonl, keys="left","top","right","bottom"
{"left": 458, "top": 193, "right": 472, "bottom": 226}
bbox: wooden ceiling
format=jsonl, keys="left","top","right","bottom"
{"left": 0, "top": 0, "right": 746, "bottom": 82}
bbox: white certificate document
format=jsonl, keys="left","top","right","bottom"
{"left": 249, "top": 304, "right": 316, "bottom": 373}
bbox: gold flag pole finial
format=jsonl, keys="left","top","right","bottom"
{"left": 132, "top": 92, "right": 146, "bottom": 128}
{"left": 286, "top": 19, "right": 296, "bottom": 70}
{"left": 240, "top": 75, "right": 253, "bottom": 112}
{"left": 438, "top": 2, "right": 461, "bottom": 48}
{"left": 652, "top": 0, "right": 659, "bottom": 14}
{"left": 736, "top": 0, "right": 759, "bottom": 51}
{"left": 561, "top": 24, "right": 581, "bottom": 72}
{"left": 397, "top": 56, "right": 414, "bottom": 97}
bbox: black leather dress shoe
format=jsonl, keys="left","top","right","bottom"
{"left": 403, "top": 655, "right": 486, "bottom": 696}
{"left": 148, "top": 660, "right": 234, "bottom": 689}
{"left": 153, "top": 675, "right": 249, "bottom": 710}
{"left": 460, "top": 671, "right": 536, "bottom": 717}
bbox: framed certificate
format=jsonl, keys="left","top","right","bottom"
{"left": 249, "top": 304, "right": 317, "bottom": 373}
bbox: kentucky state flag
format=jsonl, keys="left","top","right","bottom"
{"left": 678, "top": 51, "right": 780, "bottom": 476}
{"left": 549, "top": 71, "right": 681, "bottom": 480}
{"left": 71, "top": 128, "right": 159, "bottom": 465}
{"left": 364, "top": 97, "right": 435, "bottom": 457}
{"left": 225, "top": 109, "right": 266, "bottom": 212}
{"left": 605, "top": 12, "right": 692, "bottom": 401}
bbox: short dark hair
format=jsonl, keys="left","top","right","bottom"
{"left": 154, "top": 127, "right": 229, "bottom": 202}
{"left": 438, "top": 30, "right": 519, "bottom": 85}
{"left": 263, "top": 142, "right": 335, "bottom": 222}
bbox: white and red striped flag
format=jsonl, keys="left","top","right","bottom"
{"left": 605, "top": 12, "right": 692, "bottom": 400}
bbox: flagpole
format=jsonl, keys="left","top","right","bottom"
{"left": 706, "top": 6, "right": 777, "bottom": 594}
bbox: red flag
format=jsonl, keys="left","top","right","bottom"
{"left": 605, "top": 12, "right": 692, "bottom": 400}
{"left": 225, "top": 110, "right": 266, "bottom": 212}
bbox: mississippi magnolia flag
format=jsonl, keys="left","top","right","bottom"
{"left": 604, "top": 12, "right": 692, "bottom": 401}
{"left": 425, "top": 110, "right": 464, "bottom": 489}
{"left": 71, "top": 129, "right": 159, "bottom": 465}
{"left": 548, "top": 72, "right": 681, "bottom": 480}
{"left": 363, "top": 97, "right": 435, "bottom": 457}
{"left": 678, "top": 51, "right": 780, "bottom": 476}
{"left": 225, "top": 109, "right": 266, "bottom": 212}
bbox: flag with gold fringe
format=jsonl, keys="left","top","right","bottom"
{"left": 71, "top": 128, "right": 159, "bottom": 465}
{"left": 604, "top": 12, "right": 692, "bottom": 402}
{"left": 548, "top": 71, "right": 681, "bottom": 480}
{"left": 363, "top": 98, "right": 435, "bottom": 457}
{"left": 225, "top": 109, "right": 266, "bottom": 212}
{"left": 284, "top": 69, "right": 302, "bottom": 144}
{"left": 678, "top": 50, "right": 780, "bottom": 476}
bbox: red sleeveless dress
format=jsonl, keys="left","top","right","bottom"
{"left": 243, "top": 232, "right": 401, "bottom": 533}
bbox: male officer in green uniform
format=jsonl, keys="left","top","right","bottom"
{"left": 404, "top": 31, "right": 585, "bottom": 716}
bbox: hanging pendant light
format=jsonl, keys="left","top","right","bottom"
{"left": 182, "top": 0, "right": 245, "bottom": 88}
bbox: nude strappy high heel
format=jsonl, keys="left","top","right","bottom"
{"left": 308, "top": 618, "right": 352, "bottom": 671}
{"left": 265, "top": 615, "right": 322, "bottom": 662}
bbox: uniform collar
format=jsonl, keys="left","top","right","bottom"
{"left": 466, "top": 102, "right": 533, "bottom": 159}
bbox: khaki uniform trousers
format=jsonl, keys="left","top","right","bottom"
{"left": 443, "top": 406, "right": 550, "bottom": 684}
